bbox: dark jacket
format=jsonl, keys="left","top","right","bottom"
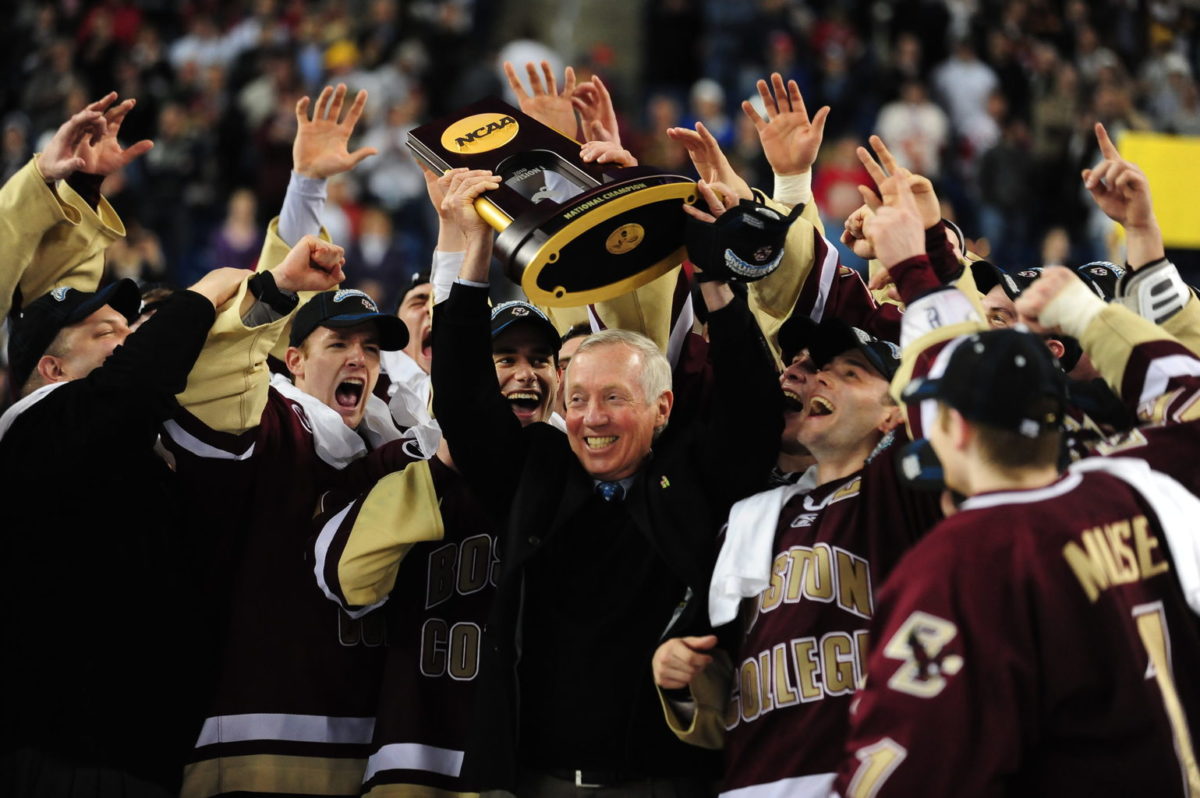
{"left": 0, "top": 291, "right": 215, "bottom": 792}
{"left": 431, "top": 282, "right": 783, "bottom": 789}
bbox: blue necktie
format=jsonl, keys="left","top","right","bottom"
{"left": 596, "top": 481, "right": 625, "bottom": 502}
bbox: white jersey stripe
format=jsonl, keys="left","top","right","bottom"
{"left": 720, "top": 772, "right": 835, "bottom": 798}
{"left": 960, "top": 473, "right": 1083, "bottom": 511}
{"left": 666, "top": 287, "right": 695, "bottom": 369}
{"left": 362, "top": 742, "right": 465, "bottom": 781}
{"left": 1137, "top": 353, "right": 1200, "bottom": 408}
{"left": 808, "top": 234, "right": 839, "bottom": 324}
{"left": 313, "top": 501, "right": 390, "bottom": 618}
{"left": 162, "top": 419, "right": 255, "bottom": 461}
{"left": 194, "top": 712, "right": 374, "bottom": 747}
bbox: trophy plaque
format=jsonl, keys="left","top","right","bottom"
{"left": 407, "top": 97, "right": 697, "bottom": 307}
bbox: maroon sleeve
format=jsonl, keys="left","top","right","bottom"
{"left": 924, "top": 222, "right": 963, "bottom": 284}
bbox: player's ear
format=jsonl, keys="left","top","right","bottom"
{"left": 36, "top": 354, "right": 68, "bottom": 384}
{"left": 878, "top": 403, "right": 904, "bottom": 434}
{"left": 285, "top": 346, "right": 306, "bottom": 379}
{"left": 949, "top": 408, "right": 972, "bottom": 451}
{"left": 1044, "top": 338, "right": 1066, "bottom": 360}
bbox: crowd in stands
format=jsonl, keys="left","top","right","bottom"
{"left": 2, "top": 0, "right": 1198, "bottom": 300}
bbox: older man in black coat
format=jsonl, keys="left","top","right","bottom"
{"left": 431, "top": 170, "right": 783, "bottom": 796}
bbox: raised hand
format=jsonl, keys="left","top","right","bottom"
{"left": 441, "top": 169, "right": 502, "bottom": 242}
{"left": 856, "top": 135, "right": 940, "bottom": 229}
{"left": 273, "top": 235, "right": 347, "bottom": 293}
{"left": 55, "top": 92, "right": 155, "bottom": 177}
{"left": 682, "top": 179, "right": 739, "bottom": 224}
{"left": 665, "top": 122, "right": 752, "bottom": 201}
{"left": 742, "top": 73, "right": 830, "bottom": 176}
{"left": 572, "top": 75, "right": 620, "bottom": 145}
{"left": 1083, "top": 123, "right": 1165, "bottom": 269}
{"left": 36, "top": 105, "right": 108, "bottom": 181}
{"left": 652, "top": 635, "right": 718, "bottom": 691}
{"left": 859, "top": 143, "right": 925, "bottom": 273}
{"left": 1013, "top": 265, "right": 1085, "bottom": 335}
{"left": 1082, "top": 123, "right": 1155, "bottom": 230}
{"left": 423, "top": 165, "right": 468, "bottom": 251}
{"left": 293, "top": 84, "right": 378, "bottom": 179}
{"left": 580, "top": 139, "right": 637, "bottom": 167}
{"left": 841, "top": 203, "right": 878, "bottom": 260}
{"left": 505, "top": 60, "right": 579, "bottom": 138}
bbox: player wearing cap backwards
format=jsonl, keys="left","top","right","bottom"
{"left": 312, "top": 297, "right": 561, "bottom": 797}
{"left": 161, "top": 235, "right": 436, "bottom": 798}
{"left": 0, "top": 266, "right": 245, "bottom": 796}
{"left": 833, "top": 326, "right": 1200, "bottom": 798}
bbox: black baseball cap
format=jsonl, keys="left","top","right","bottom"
{"left": 1076, "top": 261, "right": 1125, "bottom": 301}
{"left": 970, "top": 261, "right": 1041, "bottom": 301}
{"left": 490, "top": 300, "right": 560, "bottom": 351}
{"left": 289, "top": 288, "right": 408, "bottom": 350}
{"left": 902, "top": 328, "right": 1068, "bottom": 438}
{"left": 779, "top": 315, "right": 901, "bottom": 380}
{"left": 8, "top": 279, "right": 141, "bottom": 388}
{"left": 685, "top": 198, "right": 802, "bottom": 283}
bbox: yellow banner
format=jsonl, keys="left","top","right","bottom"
{"left": 1118, "top": 131, "right": 1200, "bottom": 249}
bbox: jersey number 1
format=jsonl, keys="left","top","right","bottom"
{"left": 1133, "top": 601, "right": 1200, "bottom": 796}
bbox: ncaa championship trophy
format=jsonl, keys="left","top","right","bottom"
{"left": 407, "top": 97, "right": 697, "bottom": 307}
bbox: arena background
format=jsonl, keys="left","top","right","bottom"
{"left": 2, "top": 0, "right": 1197, "bottom": 316}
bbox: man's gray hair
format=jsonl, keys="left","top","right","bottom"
{"left": 571, "top": 328, "right": 672, "bottom": 403}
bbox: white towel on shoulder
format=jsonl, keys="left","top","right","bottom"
{"left": 709, "top": 466, "right": 818, "bottom": 626}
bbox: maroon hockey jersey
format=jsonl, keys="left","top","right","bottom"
{"left": 835, "top": 470, "right": 1200, "bottom": 798}
{"left": 315, "top": 456, "right": 498, "bottom": 797}
{"left": 164, "top": 387, "right": 426, "bottom": 797}
{"left": 722, "top": 440, "right": 941, "bottom": 795}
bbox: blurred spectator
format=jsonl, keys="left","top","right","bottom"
{"left": 322, "top": 173, "right": 366, "bottom": 248}
{"left": 979, "top": 117, "right": 1035, "bottom": 269}
{"left": 107, "top": 222, "right": 167, "bottom": 286}
{"left": 933, "top": 38, "right": 1000, "bottom": 146}
{"left": 359, "top": 95, "right": 425, "bottom": 214}
{"left": 2, "top": 113, "right": 31, "bottom": 184}
{"left": 209, "top": 188, "right": 265, "bottom": 272}
{"left": 1074, "top": 24, "right": 1121, "bottom": 88}
{"left": 344, "top": 205, "right": 414, "bottom": 309}
{"left": 812, "top": 135, "right": 874, "bottom": 271}
{"left": 139, "top": 102, "right": 206, "bottom": 280}
{"left": 639, "top": 93, "right": 690, "bottom": 173}
{"left": 23, "top": 38, "right": 82, "bottom": 135}
{"left": 682, "top": 78, "right": 732, "bottom": 149}
{"left": 874, "top": 79, "right": 950, "bottom": 180}
{"left": 1163, "top": 76, "right": 1200, "bottom": 135}
{"left": 238, "top": 47, "right": 299, "bottom": 130}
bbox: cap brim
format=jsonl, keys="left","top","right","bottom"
{"left": 809, "top": 319, "right": 896, "bottom": 380}
{"left": 970, "top": 261, "right": 1022, "bottom": 301}
{"left": 321, "top": 312, "right": 409, "bottom": 350}
{"left": 492, "top": 316, "right": 561, "bottom": 351}
{"left": 71, "top": 279, "right": 142, "bottom": 325}
{"left": 901, "top": 375, "right": 945, "bottom": 405}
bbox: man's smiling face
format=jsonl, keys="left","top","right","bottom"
{"left": 795, "top": 350, "right": 897, "bottom": 462}
{"left": 564, "top": 343, "right": 672, "bottom": 481}
{"left": 492, "top": 324, "right": 558, "bottom": 427}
